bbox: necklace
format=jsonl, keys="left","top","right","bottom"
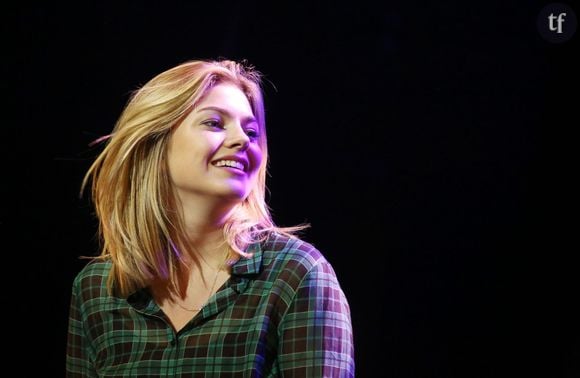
{"left": 175, "top": 266, "right": 221, "bottom": 312}
{"left": 173, "top": 249, "right": 240, "bottom": 312}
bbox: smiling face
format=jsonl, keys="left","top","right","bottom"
{"left": 166, "top": 82, "right": 264, "bottom": 207}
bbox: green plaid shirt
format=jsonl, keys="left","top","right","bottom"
{"left": 66, "top": 233, "right": 355, "bottom": 377}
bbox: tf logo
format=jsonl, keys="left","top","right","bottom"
{"left": 537, "top": 3, "right": 577, "bottom": 43}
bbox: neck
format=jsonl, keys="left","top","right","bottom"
{"left": 176, "top": 193, "right": 239, "bottom": 268}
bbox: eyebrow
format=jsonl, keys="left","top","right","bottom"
{"left": 197, "top": 106, "right": 257, "bottom": 125}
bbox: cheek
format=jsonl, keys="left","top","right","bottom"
{"left": 249, "top": 145, "right": 264, "bottom": 171}
{"left": 167, "top": 148, "right": 189, "bottom": 183}
{"left": 167, "top": 137, "right": 209, "bottom": 179}
{"left": 174, "top": 132, "right": 220, "bottom": 162}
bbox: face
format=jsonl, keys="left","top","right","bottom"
{"left": 166, "top": 82, "right": 263, "bottom": 206}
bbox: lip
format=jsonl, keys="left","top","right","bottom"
{"left": 210, "top": 154, "right": 249, "bottom": 172}
{"left": 215, "top": 165, "right": 247, "bottom": 176}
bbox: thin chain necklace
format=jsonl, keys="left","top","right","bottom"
{"left": 175, "top": 266, "right": 221, "bottom": 312}
{"left": 174, "top": 250, "right": 240, "bottom": 312}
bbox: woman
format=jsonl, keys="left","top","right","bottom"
{"left": 66, "top": 59, "right": 354, "bottom": 377}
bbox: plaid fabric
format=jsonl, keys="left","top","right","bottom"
{"left": 66, "top": 233, "right": 355, "bottom": 377}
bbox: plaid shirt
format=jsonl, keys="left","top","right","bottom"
{"left": 66, "top": 233, "right": 355, "bottom": 377}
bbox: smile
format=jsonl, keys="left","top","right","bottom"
{"left": 213, "top": 160, "right": 245, "bottom": 171}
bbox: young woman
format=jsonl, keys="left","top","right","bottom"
{"left": 66, "top": 59, "right": 354, "bottom": 377}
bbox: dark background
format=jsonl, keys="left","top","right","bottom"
{"left": 5, "top": 1, "right": 579, "bottom": 377}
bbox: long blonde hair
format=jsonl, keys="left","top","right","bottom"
{"left": 82, "top": 59, "right": 308, "bottom": 297}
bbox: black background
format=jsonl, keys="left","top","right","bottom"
{"left": 5, "top": 1, "right": 579, "bottom": 377}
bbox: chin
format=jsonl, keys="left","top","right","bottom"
{"left": 218, "top": 187, "right": 250, "bottom": 202}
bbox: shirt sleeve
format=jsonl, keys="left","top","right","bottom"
{"left": 66, "top": 276, "right": 98, "bottom": 378}
{"left": 277, "top": 260, "right": 355, "bottom": 377}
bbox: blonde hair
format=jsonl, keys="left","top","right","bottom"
{"left": 82, "top": 59, "right": 308, "bottom": 297}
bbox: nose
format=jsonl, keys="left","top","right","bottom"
{"left": 225, "top": 122, "right": 250, "bottom": 151}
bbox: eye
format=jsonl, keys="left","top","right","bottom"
{"left": 245, "top": 128, "right": 260, "bottom": 139}
{"left": 202, "top": 118, "right": 224, "bottom": 129}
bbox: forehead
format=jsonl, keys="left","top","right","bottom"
{"left": 195, "top": 83, "right": 254, "bottom": 117}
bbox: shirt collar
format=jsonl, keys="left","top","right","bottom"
{"left": 230, "top": 240, "right": 263, "bottom": 276}
{"left": 128, "top": 239, "right": 265, "bottom": 309}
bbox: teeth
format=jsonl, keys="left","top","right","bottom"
{"left": 215, "top": 160, "right": 244, "bottom": 170}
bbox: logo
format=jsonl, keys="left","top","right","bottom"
{"left": 537, "top": 3, "right": 577, "bottom": 43}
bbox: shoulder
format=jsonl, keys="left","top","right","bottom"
{"left": 259, "top": 232, "right": 336, "bottom": 285}
{"left": 262, "top": 232, "right": 328, "bottom": 269}
{"left": 259, "top": 233, "right": 351, "bottom": 316}
{"left": 70, "top": 259, "right": 112, "bottom": 298}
